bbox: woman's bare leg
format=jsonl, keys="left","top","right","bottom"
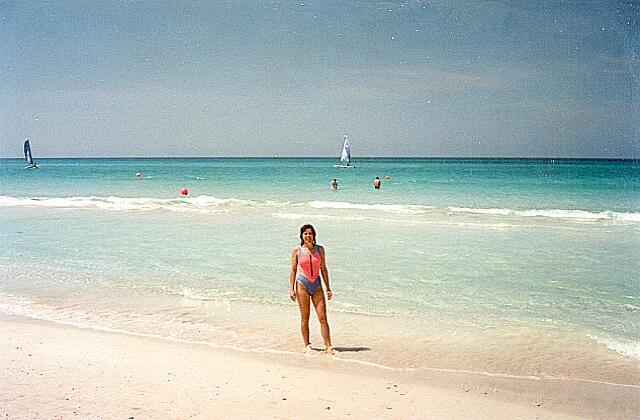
{"left": 311, "top": 288, "right": 332, "bottom": 352}
{"left": 296, "top": 282, "right": 311, "bottom": 348}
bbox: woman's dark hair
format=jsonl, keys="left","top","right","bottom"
{"left": 299, "top": 224, "right": 316, "bottom": 246}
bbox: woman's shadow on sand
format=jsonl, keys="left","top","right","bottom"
{"left": 332, "top": 346, "right": 371, "bottom": 353}
{"left": 307, "top": 345, "right": 370, "bottom": 353}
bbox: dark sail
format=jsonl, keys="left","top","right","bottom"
{"left": 24, "top": 139, "right": 33, "bottom": 165}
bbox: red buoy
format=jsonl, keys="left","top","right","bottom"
{"left": 385, "top": 175, "right": 391, "bottom": 180}
{"left": 180, "top": 188, "right": 189, "bottom": 196}
{"left": 135, "top": 173, "right": 142, "bottom": 177}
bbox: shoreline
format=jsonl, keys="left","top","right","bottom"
{"left": 2, "top": 314, "right": 638, "bottom": 419}
{"left": 17, "top": 311, "right": 640, "bottom": 389}
{"left": 4, "top": 288, "right": 638, "bottom": 387}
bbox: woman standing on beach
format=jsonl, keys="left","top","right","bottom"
{"left": 289, "top": 224, "right": 333, "bottom": 354}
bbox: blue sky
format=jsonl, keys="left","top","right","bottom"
{"left": 1, "top": 0, "right": 638, "bottom": 158}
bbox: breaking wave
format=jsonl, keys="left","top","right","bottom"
{"left": 449, "top": 207, "right": 640, "bottom": 222}
{"left": 1, "top": 196, "right": 638, "bottom": 222}
{"left": 586, "top": 334, "right": 640, "bottom": 360}
{"left": 309, "top": 200, "right": 432, "bottom": 214}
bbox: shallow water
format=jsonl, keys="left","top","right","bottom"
{"left": 1, "top": 158, "right": 638, "bottom": 384}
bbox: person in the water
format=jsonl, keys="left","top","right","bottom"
{"left": 374, "top": 176, "right": 381, "bottom": 189}
{"left": 332, "top": 178, "right": 338, "bottom": 190}
{"left": 289, "top": 224, "right": 333, "bottom": 354}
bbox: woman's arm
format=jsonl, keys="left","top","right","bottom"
{"left": 319, "top": 246, "right": 332, "bottom": 300}
{"left": 289, "top": 248, "right": 298, "bottom": 301}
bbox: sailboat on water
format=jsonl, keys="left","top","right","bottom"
{"left": 334, "top": 135, "right": 355, "bottom": 168}
{"left": 24, "top": 138, "right": 39, "bottom": 169}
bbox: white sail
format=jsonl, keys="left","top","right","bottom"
{"left": 334, "top": 135, "right": 354, "bottom": 168}
{"left": 340, "top": 135, "right": 351, "bottom": 164}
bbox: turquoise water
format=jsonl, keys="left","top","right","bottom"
{"left": 1, "top": 158, "right": 638, "bottom": 384}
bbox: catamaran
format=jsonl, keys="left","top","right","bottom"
{"left": 334, "top": 135, "right": 355, "bottom": 168}
{"left": 24, "top": 138, "right": 39, "bottom": 169}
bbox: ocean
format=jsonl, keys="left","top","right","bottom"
{"left": 1, "top": 157, "right": 638, "bottom": 385}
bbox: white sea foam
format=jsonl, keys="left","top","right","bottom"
{"left": 449, "top": 206, "right": 640, "bottom": 222}
{"left": 0, "top": 195, "right": 298, "bottom": 214}
{"left": 0, "top": 195, "right": 428, "bottom": 218}
{"left": 2, "top": 195, "right": 638, "bottom": 222}
{"left": 310, "top": 200, "right": 432, "bottom": 214}
{"left": 179, "top": 287, "right": 237, "bottom": 302}
{"left": 337, "top": 302, "right": 363, "bottom": 309}
{"left": 0, "top": 195, "right": 240, "bottom": 214}
{"left": 272, "top": 212, "right": 370, "bottom": 221}
{"left": 586, "top": 334, "right": 640, "bottom": 360}
{"left": 449, "top": 207, "right": 511, "bottom": 216}
{"left": 517, "top": 209, "right": 640, "bottom": 222}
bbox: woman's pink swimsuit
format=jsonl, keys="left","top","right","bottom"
{"left": 296, "top": 245, "right": 323, "bottom": 295}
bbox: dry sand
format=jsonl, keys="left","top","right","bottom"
{"left": 1, "top": 314, "right": 638, "bottom": 419}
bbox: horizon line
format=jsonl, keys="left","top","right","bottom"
{"left": 1, "top": 156, "right": 638, "bottom": 161}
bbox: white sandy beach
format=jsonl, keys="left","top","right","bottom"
{"left": 3, "top": 0, "right": 638, "bottom": 417}
{"left": 1, "top": 314, "right": 638, "bottom": 419}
